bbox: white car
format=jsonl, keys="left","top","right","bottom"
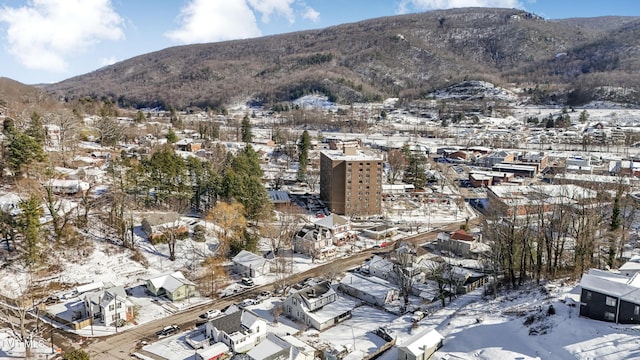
{"left": 240, "top": 299, "right": 257, "bottom": 308}
{"left": 199, "top": 309, "right": 221, "bottom": 319}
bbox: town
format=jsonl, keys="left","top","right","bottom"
{"left": 0, "top": 2, "right": 640, "bottom": 359}
{"left": 1, "top": 80, "right": 640, "bottom": 360}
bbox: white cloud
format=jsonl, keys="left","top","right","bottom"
{"left": 166, "top": 0, "right": 262, "bottom": 44}
{"left": 397, "top": 0, "right": 523, "bottom": 14}
{"left": 0, "top": 0, "right": 124, "bottom": 72}
{"left": 302, "top": 5, "right": 320, "bottom": 23}
{"left": 247, "top": 0, "right": 295, "bottom": 23}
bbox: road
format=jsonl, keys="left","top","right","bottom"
{"left": 74, "top": 219, "right": 476, "bottom": 359}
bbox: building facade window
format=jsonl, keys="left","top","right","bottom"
{"left": 606, "top": 296, "right": 617, "bottom": 307}
{"left": 604, "top": 312, "right": 615, "bottom": 321}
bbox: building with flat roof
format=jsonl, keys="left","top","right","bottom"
{"left": 320, "top": 147, "right": 383, "bottom": 216}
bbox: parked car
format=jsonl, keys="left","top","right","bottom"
{"left": 44, "top": 296, "right": 60, "bottom": 305}
{"left": 199, "top": 309, "right": 221, "bottom": 319}
{"left": 240, "top": 299, "right": 257, "bottom": 308}
{"left": 156, "top": 325, "right": 179, "bottom": 337}
{"left": 241, "top": 277, "right": 254, "bottom": 287}
{"left": 256, "top": 291, "right": 272, "bottom": 301}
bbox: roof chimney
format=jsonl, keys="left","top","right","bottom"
{"left": 344, "top": 147, "right": 356, "bottom": 156}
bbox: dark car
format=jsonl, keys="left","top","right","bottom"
{"left": 156, "top": 325, "right": 179, "bottom": 337}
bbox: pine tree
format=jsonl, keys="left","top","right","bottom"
{"left": 241, "top": 115, "right": 253, "bottom": 143}
{"left": 297, "top": 130, "right": 311, "bottom": 181}
{"left": 17, "top": 195, "right": 42, "bottom": 267}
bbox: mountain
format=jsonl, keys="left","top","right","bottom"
{"left": 44, "top": 8, "right": 640, "bottom": 110}
{"left": 0, "top": 77, "right": 59, "bottom": 115}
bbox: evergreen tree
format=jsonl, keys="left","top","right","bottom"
{"left": 241, "top": 114, "right": 253, "bottom": 143}
{"left": 220, "top": 145, "right": 269, "bottom": 222}
{"left": 610, "top": 195, "right": 621, "bottom": 231}
{"left": 6, "top": 130, "right": 46, "bottom": 174}
{"left": 139, "top": 146, "right": 191, "bottom": 208}
{"left": 402, "top": 146, "right": 428, "bottom": 189}
{"left": 297, "top": 130, "right": 311, "bottom": 181}
{"left": 17, "top": 195, "right": 42, "bottom": 267}
{"left": 26, "top": 111, "right": 46, "bottom": 145}
{"left": 166, "top": 128, "right": 178, "bottom": 144}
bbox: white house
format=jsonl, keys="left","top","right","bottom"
{"left": 232, "top": 250, "right": 273, "bottom": 278}
{"left": 247, "top": 333, "right": 315, "bottom": 360}
{"left": 397, "top": 328, "right": 443, "bottom": 360}
{"left": 195, "top": 342, "right": 229, "bottom": 360}
{"left": 283, "top": 281, "right": 356, "bottom": 331}
{"left": 338, "top": 272, "right": 399, "bottom": 307}
{"left": 83, "top": 285, "right": 131, "bottom": 326}
{"left": 44, "top": 179, "right": 90, "bottom": 195}
{"left": 204, "top": 309, "right": 267, "bottom": 353}
{"left": 620, "top": 257, "right": 640, "bottom": 278}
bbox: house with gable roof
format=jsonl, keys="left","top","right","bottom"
{"left": 283, "top": 281, "right": 356, "bottom": 331}
{"left": 83, "top": 285, "right": 132, "bottom": 326}
{"left": 247, "top": 333, "right": 315, "bottom": 360}
{"left": 436, "top": 230, "right": 489, "bottom": 258}
{"left": 145, "top": 271, "right": 196, "bottom": 301}
{"left": 204, "top": 308, "right": 267, "bottom": 353}
{"left": 232, "top": 250, "right": 274, "bottom": 278}
{"left": 580, "top": 269, "right": 640, "bottom": 324}
{"left": 396, "top": 328, "right": 443, "bottom": 360}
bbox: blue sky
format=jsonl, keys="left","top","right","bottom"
{"left": 0, "top": 0, "right": 638, "bottom": 85}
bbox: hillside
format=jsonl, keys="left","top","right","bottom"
{"left": 44, "top": 8, "right": 640, "bottom": 110}
{"left": 0, "top": 77, "right": 59, "bottom": 115}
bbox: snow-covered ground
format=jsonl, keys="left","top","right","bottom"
{"left": 138, "top": 279, "right": 640, "bottom": 360}
{"left": 0, "top": 329, "right": 52, "bottom": 359}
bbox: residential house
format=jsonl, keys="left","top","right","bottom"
{"left": 247, "top": 333, "right": 315, "bottom": 360}
{"left": 195, "top": 343, "right": 229, "bottom": 360}
{"left": 175, "top": 138, "right": 203, "bottom": 152}
{"left": 145, "top": 271, "right": 196, "bottom": 301}
{"left": 338, "top": 272, "right": 399, "bottom": 307}
{"left": 293, "top": 225, "right": 335, "bottom": 260}
{"left": 396, "top": 328, "right": 443, "bottom": 360}
{"left": 314, "top": 214, "right": 354, "bottom": 246}
{"left": 44, "top": 179, "right": 90, "bottom": 195}
{"left": 141, "top": 212, "right": 189, "bottom": 242}
{"left": 579, "top": 269, "right": 640, "bottom": 324}
{"left": 620, "top": 257, "right": 640, "bottom": 277}
{"left": 83, "top": 285, "right": 131, "bottom": 326}
{"left": 367, "top": 255, "right": 398, "bottom": 283}
{"left": 204, "top": 309, "right": 267, "bottom": 353}
{"left": 436, "top": 230, "right": 489, "bottom": 258}
{"left": 283, "top": 281, "right": 356, "bottom": 331}
{"left": 232, "top": 250, "right": 274, "bottom": 278}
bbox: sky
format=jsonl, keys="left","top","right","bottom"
{"left": 0, "top": 0, "right": 638, "bottom": 85}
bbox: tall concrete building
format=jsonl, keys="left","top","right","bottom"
{"left": 320, "top": 147, "right": 383, "bottom": 216}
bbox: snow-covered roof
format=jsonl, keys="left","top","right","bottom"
{"left": 147, "top": 271, "right": 194, "bottom": 292}
{"left": 232, "top": 250, "right": 270, "bottom": 268}
{"left": 397, "top": 328, "right": 443, "bottom": 356}
{"left": 303, "top": 295, "right": 357, "bottom": 325}
{"left": 196, "top": 342, "right": 229, "bottom": 358}
{"left": 247, "top": 333, "right": 291, "bottom": 360}
{"left": 340, "top": 273, "right": 397, "bottom": 300}
{"left": 580, "top": 273, "right": 635, "bottom": 297}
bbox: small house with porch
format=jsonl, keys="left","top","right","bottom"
{"left": 283, "top": 281, "right": 355, "bottom": 331}
{"left": 145, "top": 271, "right": 196, "bottom": 301}
{"left": 232, "top": 250, "right": 274, "bottom": 278}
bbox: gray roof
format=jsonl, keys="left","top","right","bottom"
{"left": 209, "top": 309, "right": 260, "bottom": 335}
